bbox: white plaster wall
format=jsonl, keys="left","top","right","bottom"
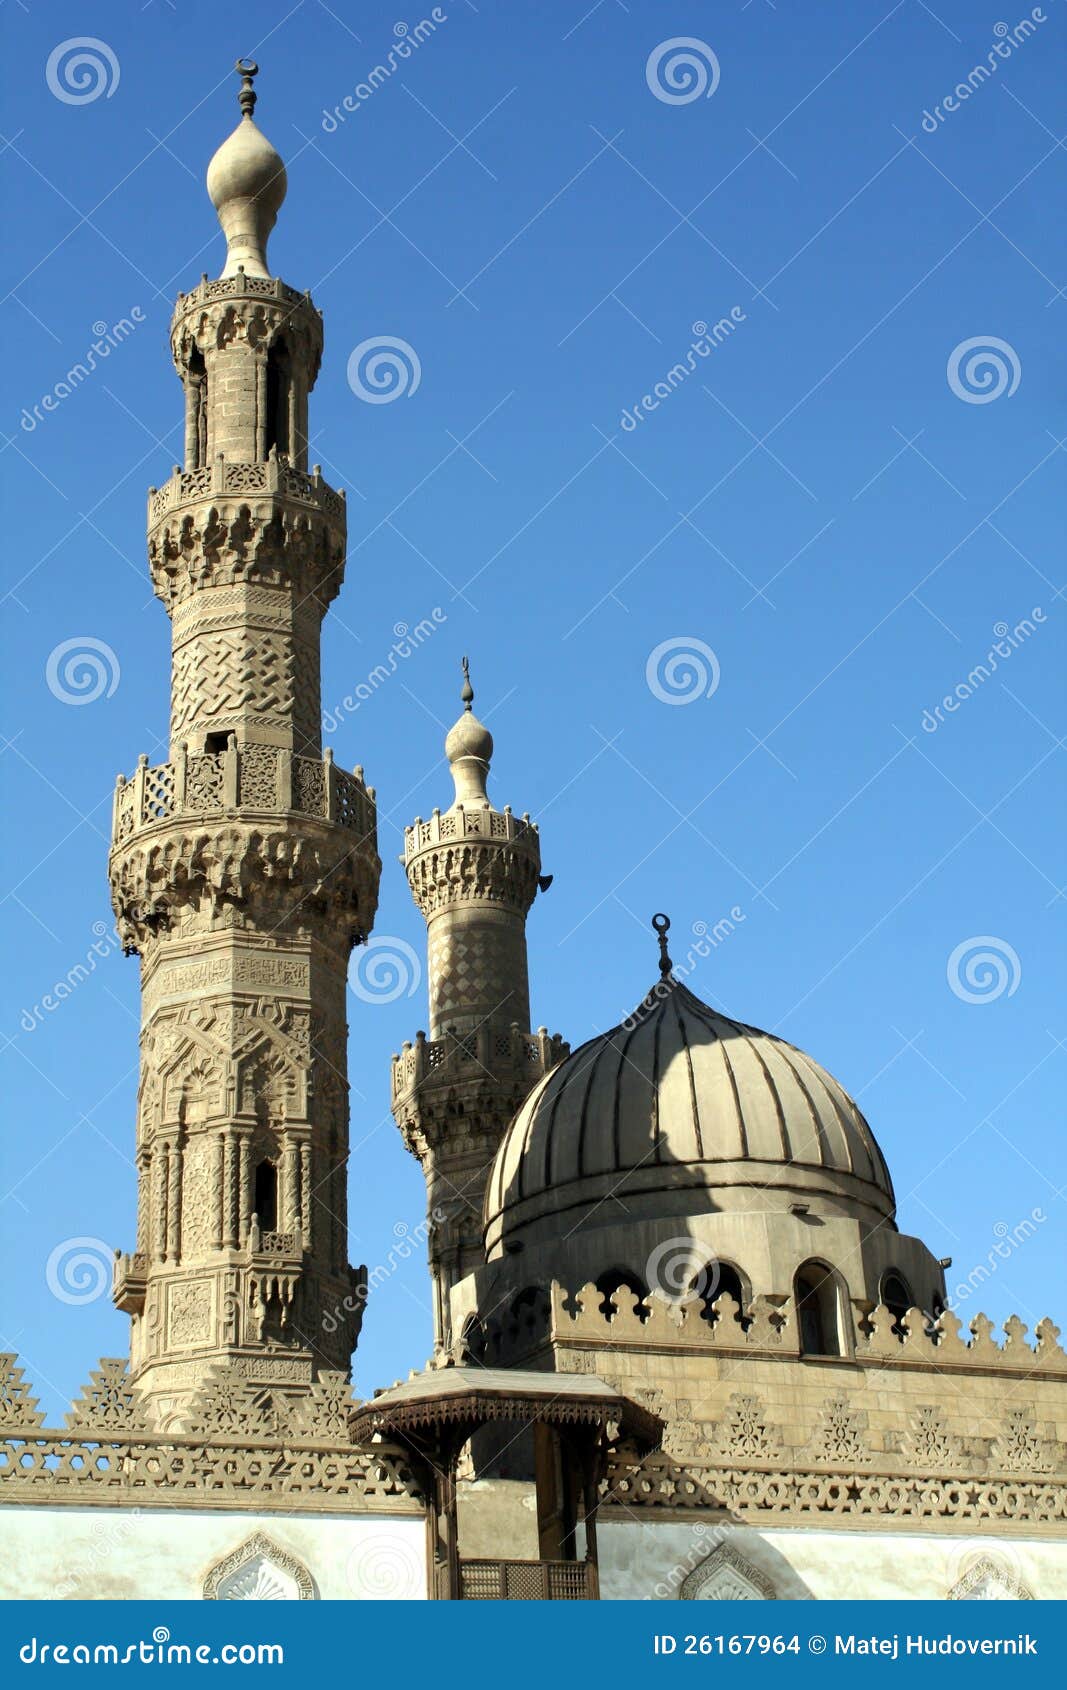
{"left": 0, "top": 1508, "right": 427, "bottom": 1601}
{"left": 599, "top": 1519, "right": 1067, "bottom": 1601}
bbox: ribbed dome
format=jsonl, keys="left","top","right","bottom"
{"left": 484, "top": 976, "right": 895, "bottom": 1257}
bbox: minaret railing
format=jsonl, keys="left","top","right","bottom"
{"left": 112, "top": 746, "right": 375, "bottom": 847}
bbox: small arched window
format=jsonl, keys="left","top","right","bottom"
{"left": 254, "top": 1159, "right": 278, "bottom": 1233}
{"left": 696, "top": 1261, "right": 749, "bottom": 1327}
{"left": 794, "top": 1260, "right": 843, "bottom": 1356}
{"left": 187, "top": 345, "right": 207, "bottom": 468}
{"left": 596, "top": 1267, "right": 649, "bottom": 1321}
{"left": 880, "top": 1270, "right": 913, "bottom": 1335}
{"left": 264, "top": 337, "right": 291, "bottom": 459}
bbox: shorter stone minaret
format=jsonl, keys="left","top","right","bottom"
{"left": 392, "top": 664, "right": 566, "bottom": 1353}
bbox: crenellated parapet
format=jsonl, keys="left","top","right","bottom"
{"left": 453, "top": 1281, "right": 1067, "bottom": 1535}
{"left": 528, "top": 1281, "right": 1067, "bottom": 1375}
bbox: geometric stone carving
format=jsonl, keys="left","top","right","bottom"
{"left": 203, "top": 1531, "right": 316, "bottom": 1599}
{"left": 602, "top": 1444, "right": 1067, "bottom": 1531}
{"left": 905, "top": 1405, "right": 965, "bottom": 1469}
{"left": 992, "top": 1409, "right": 1055, "bottom": 1474}
{"left": 185, "top": 1365, "right": 274, "bottom": 1438}
{"left": 716, "top": 1393, "right": 779, "bottom": 1461}
{"left": 948, "top": 1554, "right": 1033, "bottom": 1601}
{"left": 0, "top": 1354, "right": 45, "bottom": 1430}
{"left": 679, "top": 1544, "right": 776, "bottom": 1600}
{"left": 284, "top": 1371, "right": 353, "bottom": 1441}
{"left": 65, "top": 1358, "right": 150, "bottom": 1434}
{"left": 812, "top": 1395, "right": 870, "bottom": 1465}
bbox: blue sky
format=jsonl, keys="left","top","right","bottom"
{"left": 1, "top": 0, "right": 1063, "bottom": 1422}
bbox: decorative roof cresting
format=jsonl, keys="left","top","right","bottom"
{"left": 206, "top": 60, "right": 288, "bottom": 280}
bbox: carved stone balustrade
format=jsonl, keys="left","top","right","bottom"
{"left": 147, "top": 454, "right": 345, "bottom": 530}
{"left": 391, "top": 1024, "right": 567, "bottom": 1108}
{"left": 403, "top": 803, "right": 538, "bottom": 861}
{"left": 112, "top": 745, "right": 375, "bottom": 849}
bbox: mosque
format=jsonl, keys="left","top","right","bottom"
{"left": 1, "top": 64, "right": 1063, "bottom": 1603}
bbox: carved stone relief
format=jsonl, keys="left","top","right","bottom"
{"left": 203, "top": 1532, "right": 315, "bottom": 1600}
{"left": 680, "top": 1545, "right": 776, "bottom": 1601}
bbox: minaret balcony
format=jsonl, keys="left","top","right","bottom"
{"left": 246, "top": 1219, "right": 304, "bottom": 1265}
{"left": 147, "top": 454, "right": 345, "bottom": 530}
{"left": 111, "top": 744, "right": 375, "bottom": 851}
{"left": 112, "top": 1250, "right": 148, "bottom": 1316}
{"left": 392, "top": 1025, "right": 568, "bottom": 1107}
{"left": 403, "top": 803, "right": 538, "bottom": 863}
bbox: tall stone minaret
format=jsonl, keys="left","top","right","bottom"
{"left": 392, "top": 663, "right": 566, "bottom": 1353}
{"left": 107, "top": 63, "right": 380, "bottom": 1424}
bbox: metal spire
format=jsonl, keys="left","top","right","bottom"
{"left": 652, "top": 912, "right": 673, "bottom": 979}
{"left": 235, "top": 58, "right": 259, "bottom": 118}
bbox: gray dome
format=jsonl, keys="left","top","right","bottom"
{"left": 484, "top": 977, "right": 895, "bottom": 1258}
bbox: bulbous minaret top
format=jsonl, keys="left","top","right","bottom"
{"left": 206, "top": 60, "right": 287, "bottom": 279}
{"left": 444, "top": 657, "right": 494, "bottom": 807}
